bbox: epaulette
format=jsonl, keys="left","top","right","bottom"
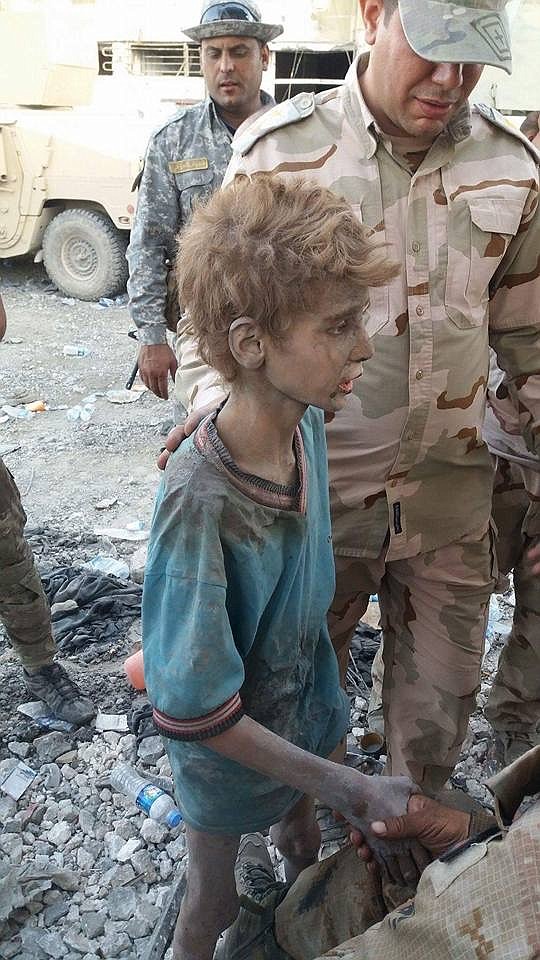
{"left": 475, "top": 102, "right": 540, "bottom": 163}
{"left": 150, "top": 106, "right": 190, "bottom": 142}
{"left": 233, "top": 92, "right": 316, "bottom": 157}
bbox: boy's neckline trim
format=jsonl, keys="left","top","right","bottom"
{"left": 194, "top": 409, "right": 308, "bottom": 515}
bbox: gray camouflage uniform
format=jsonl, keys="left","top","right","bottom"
{"left": 127, "top": 93, "right": 273, "bottom": 347}
{"left": 173, "top": 54, "right": 540, "bottom": 791}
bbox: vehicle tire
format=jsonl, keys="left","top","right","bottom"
{"left": 42, "top": 208, "right": 128, "bottom": 301}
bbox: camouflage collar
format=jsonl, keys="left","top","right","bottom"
{"left": 346, "top": 53, "right": 472, "bottom": 154}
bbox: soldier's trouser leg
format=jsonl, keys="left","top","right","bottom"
{"left": 330, "top": 528, "right": 495, "bottom": 791}
{"left": 485, "top": 458, "right": 540, "bottom": 738}
{"left": 0, "top": 459, "right": 56, "bottom": 670}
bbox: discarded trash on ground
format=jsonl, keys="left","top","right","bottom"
{"left": 95, "top": 712, "right": 130, "bottom": 733}
{"left": 105, "top": 385, "right": 147, "bottom": 405}
{"left": 94, "top": 497, "right": 118, "bottom": 510}
{"left": 83, "top": 555, "right": 130, "bottom": 579}
{"left": 94, "top": 521, "right": 149, "bottom": 543}
{"left": 2, "top": 404, "right": 34, "bottom": 420}
{"left": 0, "top": 761, "right": 38, "bottom": 800}
{"left": 63, "top": 344, "right": 91, "bottom": 357}
{"left": 17, "top": 700, "right": 76, "bottom": 733}
{"left": 25, "top": 400, "right": 47, "bottom": 413}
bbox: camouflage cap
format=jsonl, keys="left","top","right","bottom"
{"left": 399, "top": 0, "right": 512, "bottom": 75}
{"left": 184, "top": 1, "right": 284, "bottom": 44}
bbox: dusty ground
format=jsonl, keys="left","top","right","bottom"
{"left": 0, "top": 258, "right": 172, "bottom": 730}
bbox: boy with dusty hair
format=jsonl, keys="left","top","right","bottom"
{"left": 142, "top": 175, "right": 420, "bottom": 960}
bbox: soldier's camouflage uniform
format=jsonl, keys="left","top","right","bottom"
{"left": 0, "top": 459, "right": 56, "bottom": 670}
{"left": 483, "top": 358, "right": 540, "bottom": 747}
{"left": 174, "top": 54, "right": 540, "bottom": 790}
{"left": 215, "top": 748, "right": 540, "bottom": 960}
{"left": 127, "top": 93, "right": 273, "bottom": 349}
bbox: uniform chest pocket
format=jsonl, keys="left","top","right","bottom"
{"left": 445, "top": 197, "right": 523, "bottom": 329}
{"left": 175, "top": 166, "right": 216, "bottom": 216}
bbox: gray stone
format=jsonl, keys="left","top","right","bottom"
{"left": 61, "top": 765, "right": 77, "bottom": 781}
{"left": 78, "top": 811, "right": 95, "bottom": 837}
{"left": 8, "top": 741, "right": 31, "bottom": 760}
{"left": 0, "top": 938, "right": 21, "bottom": 958}
{"left": 58, "top": 801, "right": 80, "bottom": 823}
{"left": 126, "top": 914, "right": 154, "bottom": 939}
{"left": 159, "top": 858, "right": 173, "bottom": 881}
{"left": 104, "top": 832, "right": 124, "bottom": 858}
{"left": 40, "top": 763, "right": 62, "bottom": 790}
{"left": 116, "top": 837, "right": 142, "bottom": 863}
{"left": 20, "top": 926, "right": 47, "bottom": 956}
{"left": 48, "top": 821, "right": 71, "bottom": 846}
{"left": 140, "top": 819, "right": 167, "bottom": 844}
{"left": 40, "top": 931, "right": 69, "bottom": 957}
{"left": 130, "top": 544, "right": 148, "bottom": 583}
{"left": 0, "top": 834, "right": 23, "bottom": 864}
{"left": 43, "top": 899, "right": 71, "bottom": 926}
{"left": 130, "top": 849, "right": 157, "bottom": 883}
{"left": 107, "top": 886, "right": 137, "bottom": 922}
{"left": 2, "top": 819, "right": 22, "bottom": 834}
{"left": 97, "top": 932, "right": 131, "bottom": 957}
{"left": 118, "top": 734, "right": 137, "bottom": 756}
{"left": 35, "top": 733, "right": 72, "bottom": 763}
{"left": 77, "top": 847, "right": 96, "bottom": 871}
{"left": 0, "top": 796, "right": 17, "bottom": 820}
{"left": 100, "top": 863, "right": 135, "bottom": 889}
{"left": 137, "top": 736, "right": 164, "bottom": 764}
{"left": 81, "top": 911, "right": 106, "bottom": 939}
{"left": 63, "top": 928, "right": 93, "bottom": 954}
{"left": 166, "top": 836, "right": 186, "bottom": 861}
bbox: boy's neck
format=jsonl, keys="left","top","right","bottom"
{"left": 216, "top": 387, "right": 306, "bottom": 487}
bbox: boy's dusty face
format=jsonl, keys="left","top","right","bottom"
{"left": 263, "top": 285, "right": 373, "bottom": 414}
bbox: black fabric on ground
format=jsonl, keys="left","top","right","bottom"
{"left": 350, "top": 621, "right": 381, "bottom": 690}
{"left": 40, "top": 565, "right": 142, "bottom": 653}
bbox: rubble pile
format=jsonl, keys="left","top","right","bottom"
{"left": 0, "top": 723, "right": 185, "bottom": 960}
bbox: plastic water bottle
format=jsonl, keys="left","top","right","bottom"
{"left": 110, "top": 763, "right": 182, "bottom": 828}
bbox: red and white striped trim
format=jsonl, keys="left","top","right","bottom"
{"left": 153, "top": 693, "right": 244, "bottom": 742}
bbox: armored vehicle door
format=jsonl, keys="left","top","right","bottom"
{"left": 0, "top": 120, "right": 24, "bottom": 249}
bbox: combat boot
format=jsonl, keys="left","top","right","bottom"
{"left": 24, "top": 661, "right": 95, "bottom": 726}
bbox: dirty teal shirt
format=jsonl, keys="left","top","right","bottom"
{"left": 142, "top": 406, "right": 349, "bottom": 833}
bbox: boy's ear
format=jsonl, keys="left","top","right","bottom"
{"left": 229, "top": 317, "right": 265, "bottom": 370}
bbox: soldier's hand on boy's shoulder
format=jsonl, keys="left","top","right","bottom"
{"left": 333, "top": 766, "right": 430, "bottom": 886}
{"left": 157, "top": 402, "right": 218, "bottom": 470}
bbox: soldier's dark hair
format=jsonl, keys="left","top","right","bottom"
{"left": 177, "top": 174, "right": 399, "bottom": 382}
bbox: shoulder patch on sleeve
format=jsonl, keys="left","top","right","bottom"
{"left": 233, "top": 93, "right": 316, "bottom": 156}
{"left": 474, "top": 103, "right": 540, "bottom": 164}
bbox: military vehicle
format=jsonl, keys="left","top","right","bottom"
{"left": 0, "top": 109, "right": 147, "bottom": 300}
{"left": 0, "top": 4, "right": 150, "bottom": 301}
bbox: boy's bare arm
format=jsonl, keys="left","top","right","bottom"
{"left": 205, "top": 715, "right": 430, "bottom": 885}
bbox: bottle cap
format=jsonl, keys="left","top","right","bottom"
{"left": 167, "top": 810, "right": 183, "bottom": 828}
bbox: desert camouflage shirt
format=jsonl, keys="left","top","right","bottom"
{"left": 175, "top": 55, "right": 540, "bottom": 561}
{"left": 127, "top": 92, "right": 273, "bottom": 345}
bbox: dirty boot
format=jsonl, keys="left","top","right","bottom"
{"left": 24, "top": 662, "right": 95, "bottom": 726}
{"left": 214, "top": 835, "right": 288, "bottom": 960}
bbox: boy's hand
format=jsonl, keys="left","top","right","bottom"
{"left": 157, "top": 403, "right": 218, "bottom": 470}
{"left": 351, "top": 793, "right": 470, "bottom": 874}
{"left": 334, "top": 767, "right": 430, "bottom": 886}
